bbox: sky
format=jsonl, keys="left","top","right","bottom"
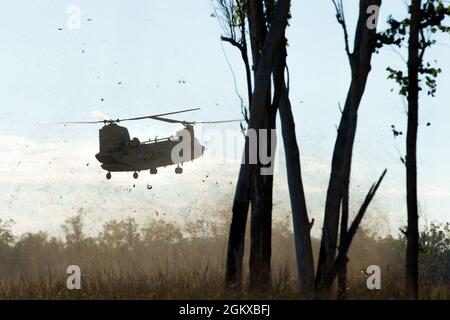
{"left": 0, "top": 0, "right": 449, "bottom": 238}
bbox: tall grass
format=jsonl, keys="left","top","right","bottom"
{"left": 0, "top": 213, "right": 448, "bottom": 299}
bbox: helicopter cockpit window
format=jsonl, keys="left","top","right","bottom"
{"left": 129, "top": 137, "right": 140, "bottom": 147}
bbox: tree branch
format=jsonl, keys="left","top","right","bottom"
{"left": 332, "top": 0, "right": 352, "bottom": 57}
{"left": 221, "top": 36, "right": 243, "bottom": 50}
{"left": 317, "top": 169, "right": 387, "bottom": 293}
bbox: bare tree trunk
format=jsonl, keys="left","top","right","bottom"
{"left": 246, "top": 0, "right": 291, "bottom": 291}
{"left": 249, "top": 178, "right": 274, "bottom": 290}
{"left": 247, "top": 0, "right": 291, "bottom": 130}
{"left": 315, "top": 0, "right": 381, "bottom": 291}
{"left": 405, "top": 0, "right": 421, "bottom": 300}
{"left": 273, "top": 40, "right": 315, "bottom": 294}
{"left": 226, "top": 0, "right": 291, "bottom": 289}
{"left": 226, "top": 162, "right": 251, "bottom": 288}
{"left": 338, "top": 170, "right": 349, "bottom": 299}
{"left": 221, "top": 0, "right": 255, "bottom": 290}
{"left": 247, "top": 0, "right": 273, "bottom": 291}
{"left": 248, "top": 0, "right": 266, "bottom": 72}
{"left": 249, "top": 125, "right": 275, "bottom": 290}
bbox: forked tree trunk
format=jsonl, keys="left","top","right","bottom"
{"left": 226, "top": 0, "right": 291, "bottom": 289}
{"left": 315, "top": 0, "right": 382, "bottom": 291}
{"left": 316, "top": 170, "right": 387, "bottom": 294}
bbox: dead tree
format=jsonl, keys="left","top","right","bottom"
{"left": 317, "top": 170, "right": 387, "bottom": 294}
{"left": 315, "top": 0, "right": 382, "bottom": 291}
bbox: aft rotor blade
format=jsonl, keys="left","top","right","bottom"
{"left": 194, "top": 119, "right": 244, "bottom": 124}
{"left": 151, "top": 116, "right": 187, "bottom": 124}
{"left": 149, "top": 118, "right": 245, "bottom": 125}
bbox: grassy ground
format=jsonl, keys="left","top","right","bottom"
{"left": 0, "top": 214, "right": 448, "bottom": 300}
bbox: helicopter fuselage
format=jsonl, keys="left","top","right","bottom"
{"left": 96, "top": 138, "right": 203, "bottom": 172}
{"left": 94, "top": 123, "right": 204, "bottom": 177}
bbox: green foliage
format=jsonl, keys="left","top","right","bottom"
{"left": 0, "top": 218, "right": 14, "bottom": 246}
{"left": 377, "top": 0, "right": 450, "bottom": 96}
{"left": 100, "top": 217, "right": 140, "bottom": 249}
{"left": 420, "top": 62, "right": 442, "bottom": 96}
{"left": 419, "top": 222, "right": 450, "bottom": 284}
{"left": 422, "top": 0, "right": 450, "bottom": 33}
{"left": 141, "top": 219, "right": 183, "bottom": 243}
{"left": 61, "top": 210, "right": 85, "bottom": 247}
{"left": 387, "top": 66, "right": 409, "bottom": 96}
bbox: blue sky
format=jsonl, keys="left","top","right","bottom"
{"left": 0, "top": 1, "right": 449, "bottom": 236}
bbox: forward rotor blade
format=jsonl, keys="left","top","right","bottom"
{"left": 47, "top": 120, "right": 104, "bottom": 125}
{"left": 119, "top": 108, "right": 200, "bottom": 122}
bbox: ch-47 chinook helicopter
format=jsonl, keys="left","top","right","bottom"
{"left": 56, "top": 108, "right": 243, "bottom": 180}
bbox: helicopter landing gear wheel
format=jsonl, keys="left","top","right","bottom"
{"left": 133, "top": 172, "right": 139, "bottom": 179}
{"left": 150, "top": 168, "right": 158, "bottom": 175}
{"left": 106, "top": 172, "right": 111, "bottom": 180}
{"left": 175, "top": 166, "right": 183, "bottom": 174}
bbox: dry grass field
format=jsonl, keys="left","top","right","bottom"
{"left": 0, "top": 212, "right": 448, "bottom": 300}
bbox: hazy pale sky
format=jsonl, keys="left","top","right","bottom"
{"left": 0, "top": 0, "right": 449, "bottom": 237}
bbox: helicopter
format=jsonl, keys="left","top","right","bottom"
{"left": 55, "top": 108, "right": 243, "bottom": 180}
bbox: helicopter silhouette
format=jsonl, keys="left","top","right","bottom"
{"left": 55, "top": 108, "right": 243, "bottom": 180}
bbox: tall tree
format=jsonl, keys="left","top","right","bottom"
{"left": 216, "top": 0, "right": 291, "bottom": 290}
{"left": 315, "top": 0, "right": 382, "bottom": 291}
{"left": 215, "top": 0, "right": 253, "bottom": 289}
{"left": 247, "top": 0, "right": 275, "bottom": 290}
{"left": 272, "top": 39, "right": 315, "bottom": 293}
{"left": 406, "top": 0, "right": 422, "bottom": 300}
{"left": 377, "top": 0, "right": 450, "bottom": 299}
{"left": 217, "top": 0, "right": 315, "bottom": 292}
